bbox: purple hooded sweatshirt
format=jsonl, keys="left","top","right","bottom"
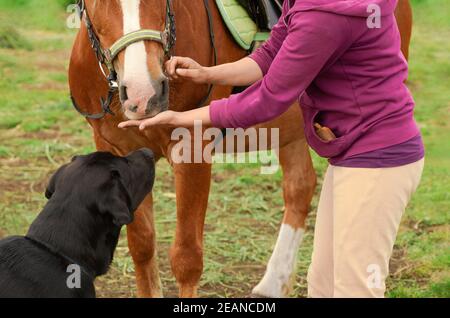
{"left": 210, "top": 0, "right": 424, "bottom": 166}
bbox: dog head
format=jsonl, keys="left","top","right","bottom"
{"left": 45, "top": 148, "right": 155, "bottom": 227}
{"left": 27, "top": 149, "right": 155, "bottom": 277}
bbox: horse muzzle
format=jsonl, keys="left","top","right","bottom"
{"left": 120, "top": 76, "right": 169, "bottom": 120}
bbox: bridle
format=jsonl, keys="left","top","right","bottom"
{"left": 72, "top": 0, "right": 177, "bottom": 119}
{"left": 71, "top": 0, "right": 217, "bottom": 120}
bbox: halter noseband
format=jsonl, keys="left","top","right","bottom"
{"left": 73, "top": 0, "right": 176, "bottom": 118}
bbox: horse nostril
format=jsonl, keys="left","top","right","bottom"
{"left": 129, "top": 105, "right": 138, "bottom": 113}
{"left": 161, "top": 79, "right": 169, "bottom": 98}
{"left": 119, "top": 85, "right": 128, "bottom": 102}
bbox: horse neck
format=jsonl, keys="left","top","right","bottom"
{"left": 174, "top": 1, "right": 246, "bottom": 67}
{"left": 166, "top": 1, "right": 246, "bottom": 112}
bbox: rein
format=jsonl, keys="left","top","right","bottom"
{"left": 71, "top": 0, "right": 217, "bottom": 120}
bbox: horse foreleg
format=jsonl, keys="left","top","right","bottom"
{"left": 253, "top": 138, "right": 316, "bottom": 297}
{"left": 127, "top": 193, "right": 163, "bottom": 298}
{"left": 170, "top": 163, "right": 211, "bottom": 298}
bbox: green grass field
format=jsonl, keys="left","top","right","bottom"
{"left": 0, "top": 0, "right": 448, "bottom": 298}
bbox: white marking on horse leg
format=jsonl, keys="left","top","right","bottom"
{"left": 120, "top": 0, "right": 155, "bottom": 99}
{"left": 252, "top": 224, "right": 304, "bottom": 298}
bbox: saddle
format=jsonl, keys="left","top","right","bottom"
{"left": 237, "top": 0, "right": 284, "bottom": 30}
{"left": 215, "top": 0, "right": 283, "bottom": 50}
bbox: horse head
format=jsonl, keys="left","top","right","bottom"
{"left": 83, "top": 0, "right": 171, "bottom": 120}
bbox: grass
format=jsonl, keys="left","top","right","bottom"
{"left": 0, "top": 26, "right": 32, "bottom": 50}
{"left": 0, "top": 0, "right": 448, "bottom": 298}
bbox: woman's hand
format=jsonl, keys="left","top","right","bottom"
{"left": 165, "top": 56, "right": 263, "bottom": 86}
{"left": 118, "top": 111, "right": 178, "bottom": 130}
{"left": 165, "top": 57, "right": 210, "bottom": 84}
{"left": 118, "top": 106, "right": 212, "bottom": 130}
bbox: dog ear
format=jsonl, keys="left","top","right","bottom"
{"left": 45, "top": 165, "right": 67, "bottom": 200}
{"left": 97, "top": 170, "right": 134, "bottom": 227}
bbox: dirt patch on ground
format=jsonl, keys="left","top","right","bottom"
{"left": 389, "top": 246, "right": 409, "bottom": 278}
{"left": 20, "top": 130, "right": 60, "bottom": 140}
{"left": 0, "top": 159, "right": 32, "bottom": 194}
{"left": 33, "top": 48, "right": 69, "bottom": 73}
{"left": 388, "top": 244, "right": 430, "bottom": 291}
{"left": 0, "top": 178, "right": 30, "bottom": 195}
{"left": 94, "top": 241, "right": 268, "bottom": 298}
{"left": 404, "top": 218, "right": 449, "bottom": 235}
{"left": 95, "top": 271, "right": 138, "bottom": 298}
{"left": 21, "top": 81, "right": 67, "bottom": 92}
{"left": 0, "top": 156, "right": 52, "bottom": 194}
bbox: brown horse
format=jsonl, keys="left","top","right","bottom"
{"left": 69, "top": 0, "right": 412, "bottom": 298}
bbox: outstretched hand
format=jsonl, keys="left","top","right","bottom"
{"left": 118, "top": 106, "right": 212, "bottom": 130}
{"left": 118, "top": 111, "right": 178, "bottom": 130}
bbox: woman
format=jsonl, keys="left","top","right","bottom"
{"left": 120, "top": 0, "right": 424, "bottom": 298}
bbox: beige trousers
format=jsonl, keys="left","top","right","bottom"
{"left": 307, "top": 159, "right": 424, "bottom": 298}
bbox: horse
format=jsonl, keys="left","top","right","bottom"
{"left": 68, "top": 0, "right": 413, "bottom": 298}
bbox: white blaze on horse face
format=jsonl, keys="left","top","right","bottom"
{"left": 120, "top": 0, "right": 156, "bottom": 117}
{"left": 252, "top": 224, "right": 304, "bottom": 298}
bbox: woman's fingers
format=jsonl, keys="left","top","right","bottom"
{"left": 118, "top": 118, "right": 158, "bottom": 130}
{"left": 138, "top": 118, "right": 161, "bottom": 130}
{"left": 176, "top": 68, "right": 209, "bottom": 84}
{"left": 176, "top": 68, "right": 198, "bottom": 79}
{"left": 166, "top": 57, "right": 181, "bottom": 77}
{"left": 175, "top": 56, "right": 197, "bottom": 69}
{"left": 118, "top": 111, "right": 176, "bottom": 130}
{"left": 118, "top": 118, "right": 159, "bottom": 130}
{"left": 165, "top": 56, "right": 202, "bottom": 81}
{"left": 139, "top": 112, "right": 175, "bottom": 130}
{"left": 118, "top": 120, "right": 142, "bottom": 129}
{"left": 165, "top": 58, "right": 179, "bottom": 79}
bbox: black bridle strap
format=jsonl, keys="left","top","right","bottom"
{"left": 165, "top": 0, "right": 176, "bottom": 57}
{"left": 71, "top": 92, "right": 115, "bottom": 120}
{"left": 198, "top": 0, "right": 218, "bottom": 107}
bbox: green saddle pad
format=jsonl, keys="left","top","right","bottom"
{"left": 215, "top": 0, "right": 269, "bottom": 50}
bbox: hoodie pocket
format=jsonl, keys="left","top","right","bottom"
{"left": 301, "top": 104, "right": 352, "bottom": 159}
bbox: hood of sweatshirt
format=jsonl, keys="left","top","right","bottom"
{"left": 287, "top": 0, "right": 398, "bottom": 17}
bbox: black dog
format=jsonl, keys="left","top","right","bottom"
{"left": 0, "top": 149, "right": 155, "bottom": 298}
